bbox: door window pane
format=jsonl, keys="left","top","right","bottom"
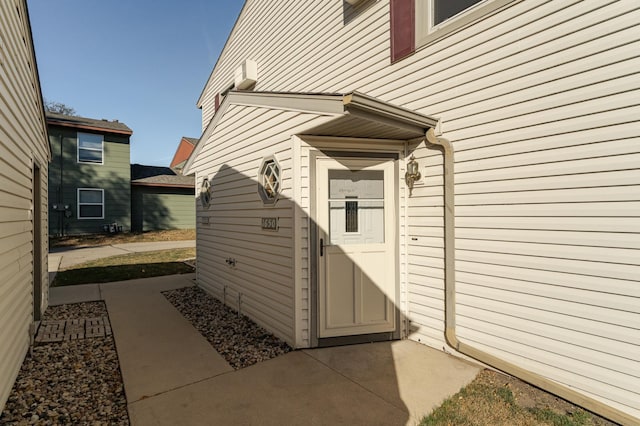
{"left": 328, "top": 170, "right": 384, "bottom": 245}
{"left": 329, "top": 170, "right": 383, "bottom": 199}
{"left": 345, "top": 198, "right": 358, "bottom": 233}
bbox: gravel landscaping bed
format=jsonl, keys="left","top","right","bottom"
{"left": 0, "top": 302, "right": 128, "bottom": 425}
{"left": 163, "top": 286, "right": 292, "bottom": 369}
{"left": 2, "top": 288, "right": 292, "bottom": 424}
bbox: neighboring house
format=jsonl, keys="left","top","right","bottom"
{"left": 0, "top": 0, "right": 50, "bottom": 411}
{"left": 130, "top": 164, "right": 195, "bottom": 232}
{"left": 184, "top": 1, "right": 639, "bottom": 424}
{"left": 170, "top": 136, "right": 197, "bottom": 175}
{"left": 47, "top": 113, "right": 132, "bottom": 235}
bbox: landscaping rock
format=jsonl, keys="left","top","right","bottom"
{"left": 0, "top": 302, "right": 129, "bottom": 425}
{"left": 163, "top": 286, "right": 292, "bottom": 370}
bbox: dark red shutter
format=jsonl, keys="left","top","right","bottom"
{"left": 214, "top": 93, "right": 220, "bottom": 112}
{"left": 390, "top": 0, "right": 415, "bottom": 63}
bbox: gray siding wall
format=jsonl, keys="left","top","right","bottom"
{"left": 131, "top": 186, "right": 195, "bottom": 232}
{"left": 198, "top": 0, "right": 640, "bottom": 419}
{"left": 0, "top": 0, "right": 49, "bottom": 411}
{"left": 48, "top": 128, "right": 130, "bottom": 235}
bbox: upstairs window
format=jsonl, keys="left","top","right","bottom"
{"left": 77, "top": 188, "right": 104, "bottom": 219}
{"left": 78, "top": 132, "right": 104, "bottom": 164}
{"left": 433, "top": 0, "right": 482, "bottom": 25}
{"left": 414, "top": 0, "right": 515, "bottom": 49}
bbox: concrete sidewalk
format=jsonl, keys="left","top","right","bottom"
{"left": 49, "top": 275, "right": 481, "bottom": 425}
{"left": 50, "top": 240, "right": 196, "bottom": 271}
{"left": 48, "top": 240, "right": 195, "bottom": 284}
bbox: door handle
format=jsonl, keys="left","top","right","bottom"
{"left": 320, "top": 238, "right": 323, "bottom": 256}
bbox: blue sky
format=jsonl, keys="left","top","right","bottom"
{"left": 27, "top": 0, "right": 244, "bottom": 166}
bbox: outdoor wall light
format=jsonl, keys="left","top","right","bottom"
{"left": 405, "top": 154, "right": 421, "bottom": 196}
{"left": 200, "top": 177, "right": 212, "bottom": 208}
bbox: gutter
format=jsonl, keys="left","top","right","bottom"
{"left": 425, "top": 128, "right": 634, "bottom": 426}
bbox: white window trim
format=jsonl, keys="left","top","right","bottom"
{"left": 416, "top": 0, "right": 517, "bottom": 48}
{"left": 77, "top": 132, "right": 104, "bottom": 165}
{"left": 258, "top": 155, "right": 281, "bottom": 205}
{"left": 77, "top": 188, "right": 104, "bottom": 220}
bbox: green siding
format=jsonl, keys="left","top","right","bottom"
{"left": 48, "top": 126, "right": 131, "bottom": 235}
{"left": 131, "top": 186, "right": 195, "bottom": 231}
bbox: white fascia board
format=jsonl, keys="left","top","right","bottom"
{"left": 185, "top": 91, "right": 344, "bottom": 175}
{"left": 196, "top": 2, "right": 250, "bottom": 108}
{"left": 230, "top": 91, "right": 345, "bottom": 115}
{"left": 344, "top": 92, "right": 439, "bottom": 131}
{"left": 184, "top": 93, "right": 233, "bottom": 175}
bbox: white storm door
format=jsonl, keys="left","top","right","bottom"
{"left": 317, "top": 157, "right": 396, "bottom": 338}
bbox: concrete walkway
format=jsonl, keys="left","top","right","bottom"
{"left": 49, "top": 275, "right": 481, "bottom": 425}
{"left": 100, "top": 275, "right": 233, "bottom": 403}
{"left": 49, "top": 241, "right": 480, "bottom": 425}
{"left": 50, "top": 240, "right": 196, "bottom": 270}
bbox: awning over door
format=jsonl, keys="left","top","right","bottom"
{"left": 185, "top": 91, "right": 438, "bottom": 173}
{"left": 303, "top": 92, "right": 438, "bottom": 139}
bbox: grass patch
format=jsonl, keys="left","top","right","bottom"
{"left": 67, "top": 248, "right": 195, "bottom": 268}
{"left": 50, "top": 229, "right": 195, "bottom": 248}
{"left": 531, "top": 408, "right": 592, "bottom": 426}
{"left": 52, "top": 248, "right": 195, "bottom": 286}
{"left": 422, "top": 382, "right": 529, "bottom": 426}
{"left": 421, "top": 370, "right": 616, "bottom": 426}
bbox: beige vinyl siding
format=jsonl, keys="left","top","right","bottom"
{"left": 420, "top": 3, "right": 638, "bottom": 419}
{"left": 405, "top": 146, "right": 446, "bottom": 349}
{"left": 199, "top": 0, "right": 640, "bottom": 419}
{"left": 408, "top": 2, "right": 640, "bottom": 417}
{"left": 192, "top": 104, "right": 333, "bottom": 346}
{"left": 0, "top": 0, "right": 49, "bottom": 411}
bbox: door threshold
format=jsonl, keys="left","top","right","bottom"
{"left": 317, "top": 331, "right": 397, "bottom": 348}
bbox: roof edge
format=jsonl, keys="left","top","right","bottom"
{"left": 185, "top": 90, "right": 439, "bottom": 175}
{"left": 47, "top": 118, "right": 133, "bottom": 135}
{"left": 23, "top": 0, "right": 51, "bottom": 160}
{"left": 196, "top": 1, "right": 249, "bottom": 108}
{"left": 131, "top": 181, "right": 194, "bottom": 189}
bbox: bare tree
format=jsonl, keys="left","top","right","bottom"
{"left": 44, "top": 99, "right": 76, "bottom": 116}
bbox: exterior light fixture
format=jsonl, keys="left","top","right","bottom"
{"left": 200, "top": 177, "right": 211, "bottom": 208}
{"left": 405, "top": 154, "right": 421, "bottom": 196}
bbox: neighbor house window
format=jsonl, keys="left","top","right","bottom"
{"left": 414, "top": 0, "right": 515, "bottom": 48}
{"left": 77, "top": 132, "right": 104, "bottom": 164}
{"left": 77, "top": 188, "right": 104, "bottom": 219}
